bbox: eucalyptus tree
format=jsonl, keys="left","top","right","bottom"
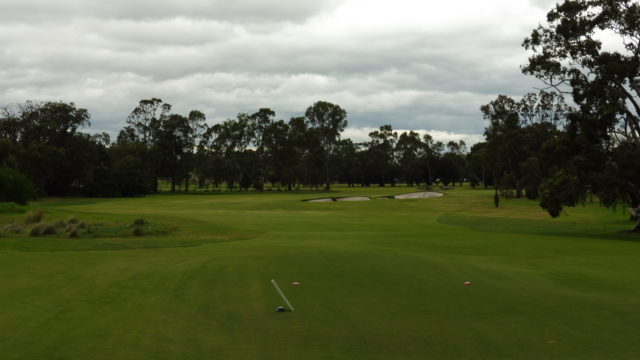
{"left": 395, "top": 131, "right": 423, "bottom": 186}
{"left": 287, "top": 116, "right": 311, "bottom": 189}
{"left": 0, "top": 101, "right": 98, "bottom": 196}
{"left": 304, "top": 101, "right": 347, "bottom": 190}
{"left": 262, "top": 119, "right": 291, "bottom": 187}
{"left": 123, "top": 98, "right": 173, "bottom": 192}
{"left": 522, "top": 0, "right": 640, "bottom": 229}
{"left": 212, "top": 114, "right": 253, "bottom": 190}
{"left": 422, "top": 134, "right": 444, "bottom": 186}
{"left": 367, "top": 125, "right": 398, "bottom": 186}
{"left": 249, "top": 108, "right": 275, "bottom": 191}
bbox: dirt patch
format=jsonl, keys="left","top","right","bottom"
{"left": 393, "top": 192, "right": 443, "bottom": 199}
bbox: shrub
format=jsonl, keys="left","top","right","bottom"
{"left": 30, "top": 223, "right": 56, "bottom": 237}
{"left": 67, "top": 217, "right": 79, "bottom": 225}
{"left": 0, "top": 167, "right": 36, "bottom": 205}
{"left": 67, "top": 226, "right": 79, "bottom": 238}
{"left": 133, "top": 218, "right": 146, "bottom": 226}
{"left": 77, "top": 222, "right": 87, "bottom": 229}
{"left": 3, "top": 223, "right": 23, "bottom": 234}
{"left": 133, "top": 226, "right": 144, "bottom": 236}
{"left": 24, "top": 211, "right": 44, "bottom": 224}
{"left": 52, "top": 219, "right": 66, "bottom": 229}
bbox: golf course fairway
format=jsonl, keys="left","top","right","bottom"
{"left": 1, "top": 186, "right": 639, "bottom": 359}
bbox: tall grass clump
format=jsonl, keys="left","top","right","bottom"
{"left": 29, "top": 223, "right": 56, "bottom": 237}
{"left": 3, "top": 223, "right": 23, "bottom": 234}
{"left": 67, "top": 225, "right": 79, "bottom": 238}
{"left": 24, "top": 211, "right": 44, "bottom": 224}
{"left": 52, "top": 219, "right": 67, "bottom": 229}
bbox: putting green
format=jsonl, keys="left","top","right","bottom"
{"left": 1, "top": 186, "right": 639, "bottom": 359}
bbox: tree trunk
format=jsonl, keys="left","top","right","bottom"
{"left": 515, "top": 180, "right": 522, "bottom": 199}
{"left": 324, "top": 153, "right": 330, "bottom": 191}
{"left": 630, "top": 206, "right": 640, "bottom": 232}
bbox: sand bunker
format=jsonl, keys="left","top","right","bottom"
{"left": 336, "top": 196, "right": 370, "bottom": 202}
{"left": 306, "top": 192, "right": 442, "bottom": 202}
{"left": 306, "top": 196, "right": 371, "bottom": 202}
{"left": 307, "top": 198, "right": 335, "bottom": 202}
{"left": 393, "top": 191, "right": 443, "bottom": 199}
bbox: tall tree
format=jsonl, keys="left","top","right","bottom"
{"left": 396, "top": 131, "right": 424, "bottom": 186}
{"left": 304, "top": 101, "right": 347, "bottom": 190}
{"left": 522, "top": 0, "right": 640, "bottom": 230}
{"left": 367, "top": 125, "right": 398, "bottom": 186}
{"left": 249, "top": 108, "right": 275, "bottom": 191}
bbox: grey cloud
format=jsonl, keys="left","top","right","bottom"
{"left": 1, "top": 0, "right": 340, "bottom": 23}
{"left": 1, "top": 0, "right": 553, "bottom": 140}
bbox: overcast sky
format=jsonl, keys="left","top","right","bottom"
{"left": 1, "top": 0, "right": 559, "bottom": 144}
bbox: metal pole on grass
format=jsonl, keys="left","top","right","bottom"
{"left": 271, "top": 279, "right": 295, "bottom": 311}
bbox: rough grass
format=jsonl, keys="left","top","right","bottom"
{"left": 0, "top": 186, "right": 639, "bottom": 359}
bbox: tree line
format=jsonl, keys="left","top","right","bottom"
{"left": 0, "top": 99, "right": 473, "bottom": 202}
{"left": 474, "top": 0, "right": 640, "bottom": 232}
{"left": 2, "top": 0, "right": 638, "bottom": 233}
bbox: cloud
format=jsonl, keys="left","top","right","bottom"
{"left": 0, "top": 0, "right": 341, "bottom": 23}
{"left": 0, "top": 0, "right": 557, "bottom": 139}
{"left": 342, "top": 127, "right": 484, "bottom": 147}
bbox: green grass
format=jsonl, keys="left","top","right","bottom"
{"left": 0, "top": 186, "right": 639, "bottom": 359}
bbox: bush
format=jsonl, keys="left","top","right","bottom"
{"left": 3, "top": 223, "right": 22, "bottom": 234}
{"left": 67, "top": 226, "right": 79, "bottom": 238}
{"left": 24, "top": 211, "right": 44, "bottom": 224}
{"left": 77, "top": 221, "right": 87, "bottom": 229}
{"left": 0, "top": 167, "right": 36, "bottom": 205}
{"left": 133, "top": 226, "right": 144, "bottom": 236}
{"left": 133, "top": 218, "right": 146, "bottom": 226}
{"left": 52, "top": 219, "right": 66, "bottom": 229}
{"left": 30, "top": 223, "right": 56, "bottom": 237}
{"left": 67, "top": 217, "right": 79, "bottom": 225}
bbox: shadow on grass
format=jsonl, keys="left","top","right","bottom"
{"left": 437, "top": 213, "right": 639, "bottom": 241}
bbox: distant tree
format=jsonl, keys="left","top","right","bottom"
{"left": 305, "top": 101, "right": 347, "bottom": 190}
{"left": 249, "top": 108, "right": 275, "bottom": 191}
{"left": 212, "top": 115, "right": 253, "bottom": 190}
{"left": 421, "top": 134, "right": 443, "bottom": 186}
{"left": 124, "top": 98, "right": 173, "bottom": 192}
{"left": 0, "top": 101, "right": 103, "bottom": 196}
{"left": 287, "top": 116, "right": 311, "bottom": 189}
{"left": 467, "top": 142, "right": 492, "bottom": 188}
{"left": 367, "top": 125, "right": 398, "bottom": 186}
{"left": 334, "top": 139, "right": 361, "bottom": 187}
{"left": 396, "top": 131, "right": 424, "bottom": 186}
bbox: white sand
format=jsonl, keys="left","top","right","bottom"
{"left": 307, "top": 198, "right": 334, "bottom": 202}
{"left": 335, "top": 196, "right": 370, "bottom": 202}
{"left": 393, "top": 192, "right": 444, "bottom": 199}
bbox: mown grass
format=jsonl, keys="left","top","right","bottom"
{"left": 0, "top": 186, "right": 639, "bottom": 359}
